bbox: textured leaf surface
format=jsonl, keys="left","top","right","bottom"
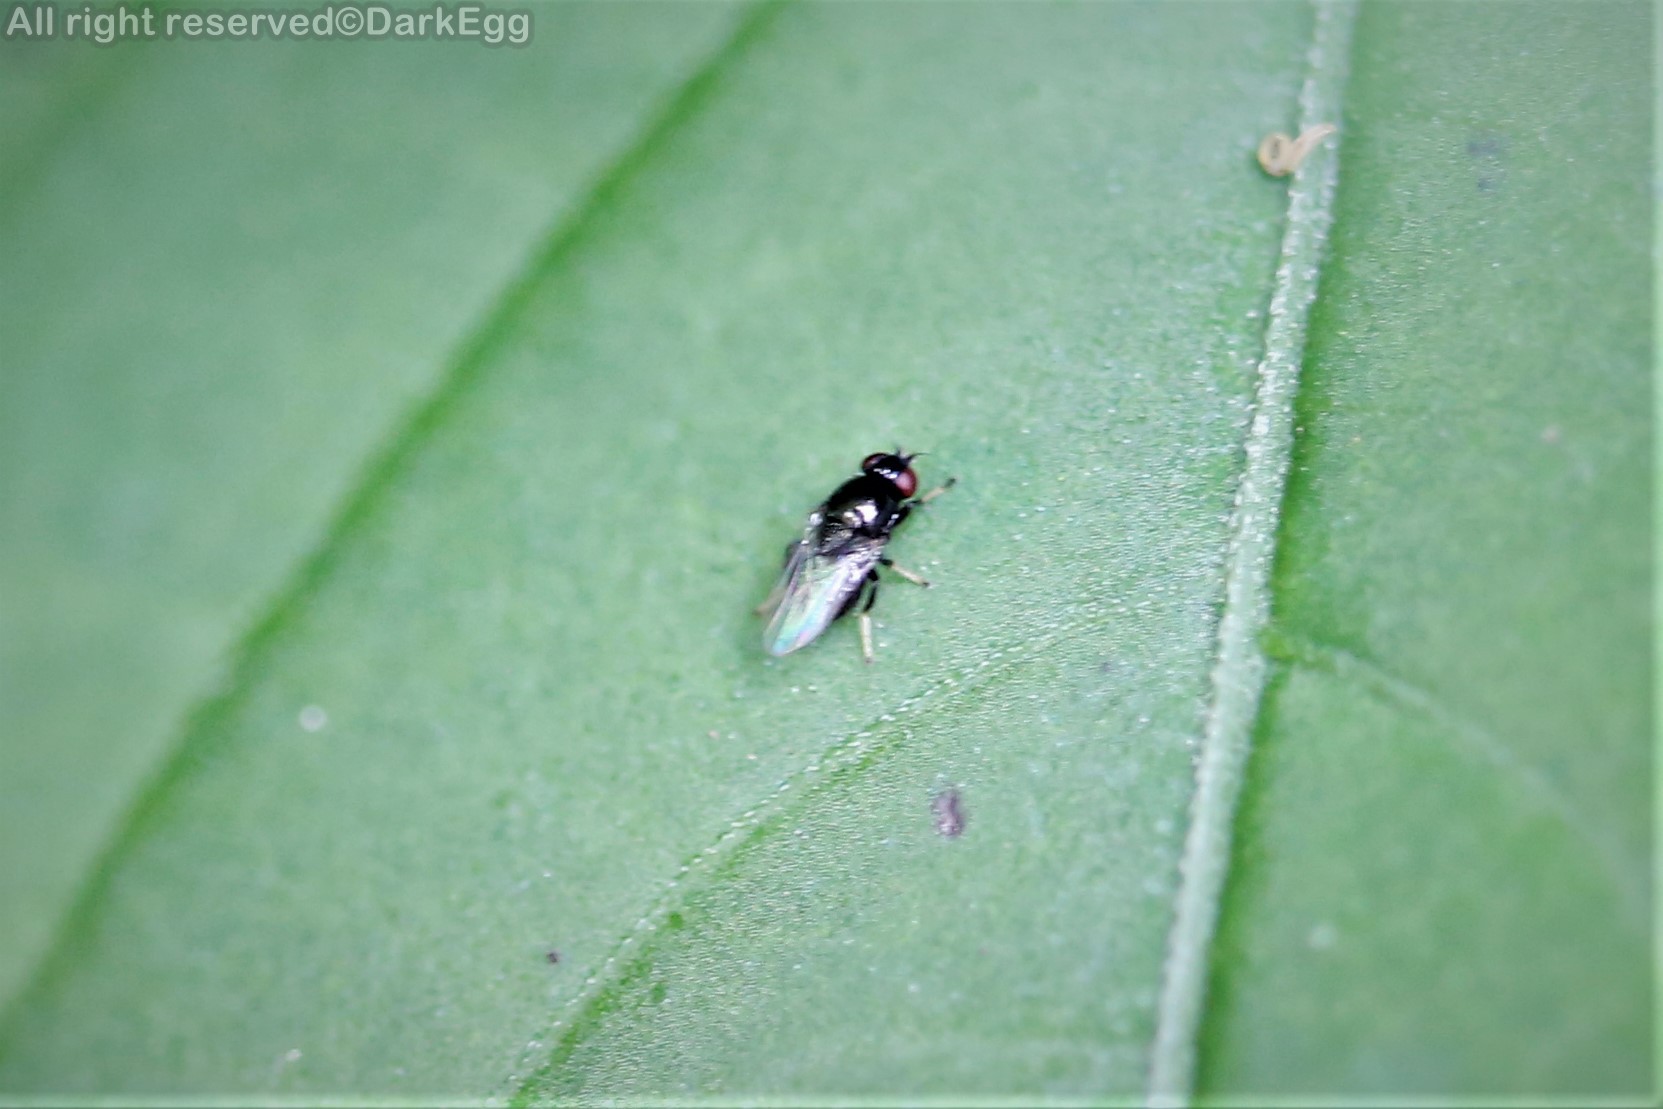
{"left": 0, "top": 1, "right": 1308, "bottom": 1096}
{"left": 1198, "top": 2, "right": 1653, "bottom": 1096}
{"left": 0, "top": 0, "right": 747, "bottom": 1008}
{"left": 0, "top": 1, "right": 1651, "bottom": 1102}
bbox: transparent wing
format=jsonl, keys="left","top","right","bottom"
{"left": 762, "top": 528, "right": 883, "bottom": 657}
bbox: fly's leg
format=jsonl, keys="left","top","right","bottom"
{"left": 837, "top": 569, "right": 883, "bottom": 664}
{"left": 755, "top": 580, "right": 785, "bottom": 617}
{"left": 880, "top": 477, "right": 953, "bottom": 590}
{"left": 887, "top": 475, "right": 954, "bottom": 532}
{"left": 914, "top": 475, "right": 957, "bottom": 505}
{"left": 879, "top": 557, "right": 931, "bottom": 588}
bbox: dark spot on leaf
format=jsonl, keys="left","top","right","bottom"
{"left": 932, "top": 788, "right": 967, "bottom": 838}
{"left": 545, "top": 950, "right": 561, "bottom": 965}
{"left": 1466, "top": 132, "right": 1508, "bottom": 193}
{"left": 1466, "top": 134, "right": 1506, "bottom": 160}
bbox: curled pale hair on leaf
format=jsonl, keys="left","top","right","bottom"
{"left": 1256, "top": 123, "right": 1338, "bottom": 177}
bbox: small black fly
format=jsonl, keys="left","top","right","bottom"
{"left": 758, "top": 451, "right": 954, "bottom": 663}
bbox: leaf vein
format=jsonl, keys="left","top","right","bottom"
{"left": 0, "top": 0, "right": 783, "bottom": 1046}
{"left": 1145, "top": 4, "right": 1360, "bottom": 1104}
{"left": 1271, "top": 630, "right": 1649, "bottom": 930}
{"left": 504, "top": 620, "right": 1095, "bottom": 1103}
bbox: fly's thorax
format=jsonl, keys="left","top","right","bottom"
{"left": 822, "top": 475, "right": 903, "bottom": 530}
{"left": 817, "top": 494, "right": 894, "bottom": 553}
{"left": 840, "top": 499, "right": 883, "bottom": 531}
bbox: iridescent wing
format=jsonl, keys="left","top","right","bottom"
{"left": 762, "top": 521, "right": 884, "bottom": 657}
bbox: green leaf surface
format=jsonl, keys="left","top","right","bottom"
{"left": 0, "top": 0, "right": 1307, "bottom": 1096}
{"left": 1198, "top": 2, "right": 1653, "bottom": 1096}
{"left": 0, "top": 0, "right": 748, "bottom": 1009}
{"left": 0, "top": 0, "right": 1651, "bottom": 1102}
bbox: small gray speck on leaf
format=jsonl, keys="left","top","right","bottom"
{"left": 932, "top": 788, "right": 967, "bottom": 838}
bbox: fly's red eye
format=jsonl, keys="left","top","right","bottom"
{"left": 894, "top": 467, "right": 918, "bottom": 498}
{"left": 860, "top": 452, "right": 886, "bottom": 472}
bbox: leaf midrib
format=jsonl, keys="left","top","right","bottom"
{"left": 1146, "top": 2, "right": 1361, "bottom": 1103}
{"left": 2, "top": 3, "right": 1391, "bottom": 1100}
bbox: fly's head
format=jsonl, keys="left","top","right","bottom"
{"left": 859, "top": 451, "right": 919, "bottom": 498}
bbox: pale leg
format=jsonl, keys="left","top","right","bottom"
{"left": 915, "top": 476, "right": 957, "bottom": 505}
{"left": 881, "top": 560, "right": 931, "bottom": 588}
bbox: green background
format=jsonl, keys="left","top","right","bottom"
{"left": 0, "top": 0, "right": 1651, "bottom": 1101}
